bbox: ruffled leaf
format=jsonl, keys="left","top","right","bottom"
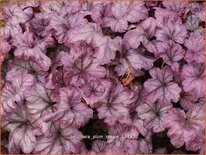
{"left": 61, "top": 41, "right": 106, "bottom": 87}
{"left": 164, "top": 105, "right": 205, "bottom": 151}
{"left": 2, "top": 107, "right": 38, "bottom": 154}
{"left": 96, "top": 82, "right": 138, "bottom": 126}
{"left": 33, "top": 124, "right": 83, "bottom": 154}
{"left": 144, "top": 66, "right": 181, "bottom": 104}
{"left": 184, "top": 34, "right": 205, "bottom": 63}
{"left": 13, "top": 31, "right": 52, "bottom": 71}
{"left": 181, "top": 63, "right": 205, "bottom": 96}
{"left": 103, "top": 2, "right": 147, "bottom": 32}
{"left": 45, "top": 87, "right": 93, "bottom": 128}
{"left": 2, "top": 69, "right": 35, "bottom": 115}
{"left": 155, "top": 41, "right": 185, "bottom": 71}
{"left": 136, "top": 101, "right": 172, "bottom": 133}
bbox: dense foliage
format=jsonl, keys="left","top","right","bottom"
{"left": 0, "top": 1, "right": 205, "bottom": 154}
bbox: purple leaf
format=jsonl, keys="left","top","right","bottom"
{"left": 136, "top": 101, "right": 172, "bottom": 133}
{"left": 96, "top": 82, "right": 138, "bottom": 126}
{"left": 49, "top": 12, "right": 87, "bottom": 43}
{"left": 144, "top": 66, "right": 181, "bottom": 104}
{"left": 180, "top": 91, "right": 199, "bottom": 111}
{"left": 182, "top": 63, "right": 205, "bottom": 96}
{"left": 162, "top": 2, "right": 189, "bottom": 15}
{"left": 155, "top": 41, "right": 185, "bottom": 71}
{"left": 24, "top": 82, "right": 58, "bottom": 135}
{"left": 93, "top": 35, "right": 122, "bottom": 65}
{"left": 2, "top": 107, "right": 39, "bottom": 154}
{"left": 13, "top": 31, "right": 52, "bottom": 71}
{"left": 115, "top": 48, "right": 154, "bottom": 76}
{"left": 124, "top": 17, "right": 157, "bottom": 51}
{"left": 2, "top": 69, "right": 35, "bottom": 115}
{"left": 79, "top": 79, "right": 112, "bottom": 108}
{"left": 164, "top": 105, "right": 205, "bottom": 151}
{"left": 33, "top": 124, "right": 83, "bottom": 154}
{"left": 61, "top": 41, "right": 106, "bottom": 87}
{"left": 45, "top": 87, "right": 93, "bottom": 128}
{"left": 184, "top": 34, "right": 205, "bottom": 63}
{"left": 103, "top": 2, "right": 147, "bottom": 32}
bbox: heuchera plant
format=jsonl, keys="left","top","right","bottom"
{"left": 0, "top": 1, "right": 205, "bottom": 154}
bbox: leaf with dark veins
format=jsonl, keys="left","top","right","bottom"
{"left": 182, "top": 63, "right": 205, "bottom": 96}
{"left": 2, "top": 107, "right": 38, "bottom": 154}
{"left": 155, "top": 41, "right": 185, "bottom": 71}
{"left": 61, "top": 41, "right": 106, "bottom": 87}
{"left": 136, "top": 101, "right": 172, "bottom": 133}
{"left": 93, "top": 35, "right": 122, "bottom": 65}
{"left": 144, "top": 66, "right": 181, "bottom": 104}
{"left": 33, "top": 124, "right": 83, "bottom": 154}
{"left": 2, "top": 69, "right": 35, "bottom": 115}
{"left": 24, "top": 82, "right": 57, "bottom": 135}
{"left": 43, "top": 87, "right": 93, "bottom": 128}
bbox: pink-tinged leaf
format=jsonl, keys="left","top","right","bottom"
{"left": 80, "top": 2, "right": 104, "bottom": 23}
{"left": 185, "top": 15, "right": 200, "bottom": 32}
{"left": 162, "top": 2, "right": 189, "bottom": 15}
{"left": 2, "top": 107, "right": 38, "bottom": 154}
{"left": 180, "top": 91, "right": 199, "bottom": 111}
{"left": 115, "top": 48, "right": 154, "bottom": 76}
{"left": 141, "top": 17, "right": 157, "bottom": 37}
{"left": 66, "top": 23, "right": 102, "bottom": 44}
{"left": 44, "top": 68, "right": 65, "bottom": 90}
{"left": 13, "top": 31, "right": 52, "bottom": 71}
{"left": 49, "top": 12, "right": 87, "bottom": 43}
{"left": 62, "top": 2, "right": 82, "bottom": 14}
{"left": 155, "top": 41, "right": 185, "bottom": 71}
{"left": 184, "top": 34, "right": 205, "bottom": 63}
{"left": 154, "top": 8, "right": 182, "bottom": 27}
{"left": 33, "top": 124, "right": 83, "bottom": 154}
{"left": 103, "top": 2, "right": 147, "bottom": 32}
{"left": 19, "top": 0, "right": 39, "bottom": 9}
{"left": 126, "top": 49, "right": 155, "bottom": 70}
{"left": 122, "top": 139, "right": 140, "bottom": 154}
{"left": 140, "top": 17, "right": 157, "bottom": 52}
{"left": 164, "top": 105, "right": 205, "bottom": 151}
{"left": 186, "top": 134, "right": 204, "bottom": 151}
{"left": 41, "top": 2, "right": 64, "bottom": 13}
{"left": 189, "top": 2, "right": 205, "bottom": 21}
{"left": 96, "top": 82, "right": 137, "bottom": 126}
{"left": 46, "top": 87, "right": 93, "bottom": 128}
{"left": 114, "top": 59, "right": 144, "bottom": 77}
{"left": 182, "top": 63, "right": 205, "bottom": 97}
{"left": 24, "top": 82, "right": 57, "bottom": 135}
{"left": 2, "top": 69, "right": 35, "bottom": 115}
{"left": 93, "top": 35, "right": 121, "bottom": 65}
{"left": 136, "top": 101, "right": 172, "bottom": 133}
{"left": 155, "top": 21, "right": 188, "bottom": 44}
{"left": 108, "top": 116, "right": 147, "bottom": 140}
{"left": 7, "top": 60, "right": 48, "bottom": 84}
{"left": 80, "top": 80, "right": 112, "bottom": 108}
{"left": 145, "top": 2, "right": 158, "bottom": 7}
{"left": 124, "top": 17, "right": 157, "bottom": 51}
{"left": 3, "top": 4, "right": 33, "bottom": 25}
{"left": 144, "top": 66, "right": 181, "bottom": 104}
{"left": 1, "top": 21, "right": 22, "bottom": 39}
{"left": 1, "top": 39, "right": 11, "bottom": 55}
{"left": 123, "top": 27, "right": 144, "bottom": 49}
{"left": 61, "top": 41, "right": 106, "bottom": 87}
{"left": 0, "top": 39, "right": 11, "bottom": 64}
{"left": 30, "top": 12, "right": 51, "bottom": 37}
